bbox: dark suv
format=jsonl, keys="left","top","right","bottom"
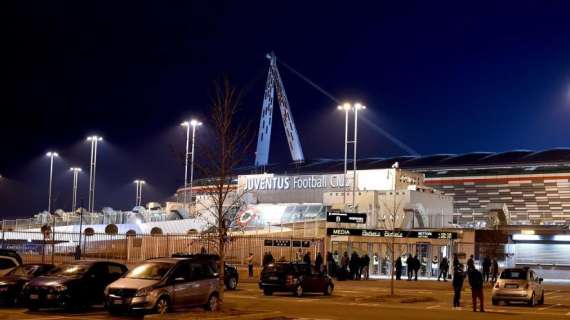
{"left": 171, "top": 253, "right": 239, "bottom": 290}
{"left": 259, "top": 262, "right": 334, "bottom": 297}
{"left": 24, "top": 260, "right": 127, "bottom": 311}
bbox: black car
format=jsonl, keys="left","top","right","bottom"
{"left": 259, "top": 262, "right": 334, "bottom": 297}
{"left": 171, "top": 253, "right": 239, "bottom": 290}
{"left": 0, "top": 264, "right": 55, "bottom": 305}
{"left": 24, "top": 260, "right": 127, "bottom": 311}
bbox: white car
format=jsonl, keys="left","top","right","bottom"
{"left": 492, "top": 268, "right": 544, "bottom": 306}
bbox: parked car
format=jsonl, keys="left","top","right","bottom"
{"left": 105, "top": 256, "right": 220, "bottom": 315}
{"left": 0, "top": 264, "right": 55, "bottom": 305}
{"left": 492, "top": 268, "right": 544, "bottom": 306}
{"left": 24, "top": 260, "right": 127, "bottom": 311}
{"left": 171, "top": 253, "right": 239, "bottom": 290}
{"left": 0, "top": 250, "right": 22, "bottom": 277}
{"left": 259, "top": 262, "right": 334, "bottom": 297}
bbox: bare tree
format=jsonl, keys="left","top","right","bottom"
{"left": 195, "top": 78, "right": 253, "bottom": 307}
{"left": 379, "top": 189, "right": 406, "bottom": 296}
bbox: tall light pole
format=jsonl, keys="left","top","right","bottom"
{"left": 86, "top": 136, "right": 102, "bottom": 212}
{"left": 181, "top": 119, "right": 202, "bottom": 214}
{"left": 352, "top": 103, "right": 366, "bottom": 210}
{"left": 133, "top": 179, "right": 146, "bottom": 207}
{"left": 46, "top": 152, "right": 59, "bottom": 213}
{"left": 337, "top": 103, "right": 351, "bottom": 211}
{"left": 69, "top": 167, "right": 81, "bottom": 213}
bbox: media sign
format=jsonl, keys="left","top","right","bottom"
{"left": 326, "top": 212, "right": 367, "bottom": 224}
{"left": 327, "top": 228, "right": 457, "bottom": 240}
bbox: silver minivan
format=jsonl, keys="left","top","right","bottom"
{"left": 105, "top": 257, "right": 220, "bottom": 315}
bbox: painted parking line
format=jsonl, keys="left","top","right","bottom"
{"left": 426, "top": 305, "right": 440, "bottom": 309}
{"left": 539, "top": 303, "right": 561, "bottom": 310}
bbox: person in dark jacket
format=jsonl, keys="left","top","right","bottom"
{"left": 362, "top": 254, "right": 370, "bottom": 280}
{"left": 438, "top": 257, "right": 449, "bottom": 281}
{"left": 395, "top": 257, "right": 403, "bottom": 280}
{"left": 467, "top": 255, "right": 475, "bottom": 271}
{"left": 350, "top": 252, "right": 360, "bottom": 280}
{"left": 453, "top": 253, "right": 461, "bottom": 272}
{"left": 491, "top": 259, "right": 499, "bottom": 283}
{"left": 413, "top": 254, "right": 420, "bottom": 281}
{"left": 468, "top": 267, "right": 485, "bottom": 312}
{"left": 303, "top": 252, "right": 312, "bottom": 265}
{"left": 326, "top": 252, "right": 336, "bottom": 276}
{"left": 315, "top": 252, "right": 323, "bottom": 272}
{"left": 452, "top": 264, "right": 465, "bottom": 308}
{"left": 482, "top": 256, "right": 491, "bottom": 282}
{"left": 406, "top": 254, "right": 414, "bottom": 281}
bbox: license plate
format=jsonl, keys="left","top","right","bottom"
{"left": 46, "top": 294, "right": 56, "bottom": 300}
{"left": 0, "top": 287, "right": 7, "bottom": 292}
{"left": 269, "top": 276, "right": 279, "bottom": 281}
{"left": 505, "top": 284, "right": 518, "bottom": 288}
{"left": 30, "top": 294, "right": 39, "bottom": 300}
{"left": 112, "top": 299, "right": 123, "bottom": 305}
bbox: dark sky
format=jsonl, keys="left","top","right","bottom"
{"left": 1, "top": 1, "right": 570, "bottom": 217}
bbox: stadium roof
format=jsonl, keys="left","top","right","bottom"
{"left": 237, "top": 148, "right": 570, "bottom": 175}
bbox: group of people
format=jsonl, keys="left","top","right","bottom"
{"left": 451, "top": 254, "right": 500, "bottom": 312}
{"left": 324, "top": 251, "right": 371, "bottom": 280}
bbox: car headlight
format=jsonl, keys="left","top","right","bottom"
{"left": 135, "top": 286, "right": 153, "bottom": 297}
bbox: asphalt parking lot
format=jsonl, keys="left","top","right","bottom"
{"left": 1, "top": 280, "right": 569, "bottom": 319}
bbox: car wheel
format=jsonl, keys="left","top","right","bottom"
{"left": 263, "top": 288, "right": 273, "bottom": 296}
{"left": 528, "top": 293, "right": 535, "bottom": 307}
{"left": 226, "top": 276, "right": 237, "bottom": 290}
{"left": 154, "top": 296, "right": 170, "bottom": 315}
{"left": 323, "top": 283, "right": 333, "bottom": 296}
{"left": 539, "top": 292, "right": 544, "bottom": 305}
{"left": 293, "top": 285, "right": 303, "bottom": 297}
{"left": 205, "top": 293, "right": 219, "bottom": 311}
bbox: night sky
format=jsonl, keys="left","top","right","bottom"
{"left": 1, "top": 1, "right": 570, "bottom": 217}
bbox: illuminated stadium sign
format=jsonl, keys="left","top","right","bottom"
{"left": 327, "top": 228, "right": 457, "bottom": 239}
{"left": 244, "top": 174, "right": 348, "bottom": 191}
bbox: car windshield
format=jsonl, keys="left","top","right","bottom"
{"left": 47, "top": 264, "right": 89, "bottom": 277}
{"left": 125, "top": 262, "right": 173, "bottom": 280}
{"left": 6, "top": 265, "right": 38, "bottom": 277}
{"left": 501, "top": 270, "right": 527, "bottom": 280}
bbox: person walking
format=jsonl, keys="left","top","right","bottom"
{"left": 453, "top": 253, "right": 461, "bottom": 272}
{"left": 467, "top": 254, "right": 475, "bottom": 271}
{"left": 395, "top": 256, "right": 403, "bottom": 280}
{"left": 315, "top": 252, "right": 323, "bottom": 272}
{"left": 326, "top": 252, "right": 336, "bottom": 276}
{"left": 247, "top": 252, "right": 254, "bottom": 279}
{"left": 452, "top": 264, "right": 465, "bottom": 309}
{"left": 438, "top": 256, "right": 449, "bottom": 281}
{"left": 303, "top": 251, "right": 312, "bottom": 265}
{"left": 431, "top": 256, "right": 439, "bottom": 277}
{"left": 406, "top": 254, "right": 414, "bottom": 281}
{"left": 491, "top": 259, "right": 499, "bottom": 283}
{"left": 482, "top": 256, "right": 491, "bottom": 282}
{"left": 413, "top": 254, "right": 420, "bottom": 281}
{"left": 362, "top": 254, "right": 370, "bottom": 280}
{"left": 468, "top": 266, "right": 485, "bottom": 312}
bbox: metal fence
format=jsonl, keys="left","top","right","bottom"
{"left": 0, "top": 230, "right": 324, "bottom": 267}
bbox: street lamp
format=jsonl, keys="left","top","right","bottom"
{"left": 181, "top": 119, "right": 202, "bottom": 214}
{"left": 46, "top": 152, "right": 59, "bottom": 213}
{"left": 69, "top": 167, "right": 82, "bottom": 213}
{"left": 133, "top": 179, "right": 146, "bottom": 207}
{"left": 337, "top": 103, "right": 351, "bottom": 211}
{"left": 337, "top": 102, "right": 366, "bottom": 212}
{"left": 86, "top": 135, "right": 103, "bottom": 212}
{"left": 352, "top": 103, "right": 366, "bottom": 209}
